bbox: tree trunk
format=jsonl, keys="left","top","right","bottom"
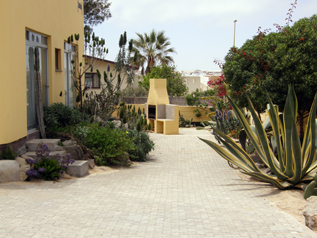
{"left": 34, "top": 47, "right": 46, "bottom": 138}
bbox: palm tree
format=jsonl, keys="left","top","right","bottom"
{"left": 132, "top": 29, "right": 176, "bottom": 75}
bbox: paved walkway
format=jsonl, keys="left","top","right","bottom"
{"left": 0, "top": 128, "right": 316, "bottom": 237}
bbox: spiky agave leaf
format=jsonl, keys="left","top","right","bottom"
{"left": 200, "top": 85, "right": 317, "bottom": 190}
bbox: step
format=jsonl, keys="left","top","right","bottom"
{"left": 24, "top": 151, "right": 66, "bottom": 160}
{"left": 26, "top": 139, "right": 60, "bottom": 152}
{"left": 66, "top": 160, "right": 88, "bottom": 177}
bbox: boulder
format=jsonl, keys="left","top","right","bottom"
{"left": 63, "top": 140, "right": 77, "bottom": 147}
{"left": 63, "top": 140, "right": 84, "bottom": 160}
{"left": 303, "top": 196, "right": 317, "bottom": 231}
{"left": 60, "top": 172, "right": 72, "bottom": 179}
{"left": 88, "top": 159, "right": 95, "bottom": 169}
{"left": 113, "top": 120, "right": 121, "bottom": 129}
{"left": 0, "top": 160, "right": 20, "bottom": 183}
{"left": 21, "top": 154, "right": 34, "bottom": 160}
{"left": 115, "top": 153, "right": 132, "bottom": 167}
{"left": 15, "top": 157, "right": 30, "bottom": 181}
{"left": 55, "top": 146, "right": 64, "bottom": 151}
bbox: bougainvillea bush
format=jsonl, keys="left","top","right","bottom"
{"left": 207, "top": 75, "right": 227, "bottom": 97}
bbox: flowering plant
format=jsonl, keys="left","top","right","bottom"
{"left": 212, "top": 109, "right": 242, "bottom": 141}
{"left": 25, "top": 143, "right": 75, "bottom": 181}
{"left": 207, "top": 75, "right": 227, "bottom": 97}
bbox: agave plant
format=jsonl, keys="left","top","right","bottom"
{"left": 304, "top": 173, "right": 317, "bottom": 199}
{"left": 239, "top": 111, "right": 283, "bottom": 154}
{"left": 200, "top": 85, "right": 317, "bottom": 189}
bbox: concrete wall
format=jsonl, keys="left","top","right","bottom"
{"left": 116, "top": 104, "right": 211, "bottom": 124}
{"left": 0, "top": 0, "right": 84, "bottom": 145}
{"left": 124, "top": 97, "right": 187, "bottom": 105}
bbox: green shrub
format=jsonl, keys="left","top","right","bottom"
{"left": 121, "top": 86, "right": 148, "bottom": 97}
{"left": 179, "top": 113, "right": 193, "bottom": 128}
{"left": 0, "top": 145, "right": 17, "bottom": 160}
{"left": 85, "top": 125, "right": 135, "bottom": 165}
{"left": 44, "top": 103, "right": 86, "bottom": 129}
{"left": 126, "top": 130, "right": 155, "bottom": 162}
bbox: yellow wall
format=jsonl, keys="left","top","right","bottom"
{"left": 179, "top": 106, "right": 211, "bottom": 122}
{"left": 111, "top": 104, "right": 145, "bottom": 118}
{"left": 0, "top": 0, "right": 84, "bottom": 144}
{"left": 85, "top": 58, "right": 139, "bottom": 96}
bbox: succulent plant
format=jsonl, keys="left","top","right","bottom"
{"left": 200, "top": 85, "right": 317, "bottom": 190}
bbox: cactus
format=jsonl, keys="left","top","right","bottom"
{"left": 304, "top": 173, "right": 317, "bottom": 199}
{"left": 136, "top": 119, "right": 142, "bottom": 132}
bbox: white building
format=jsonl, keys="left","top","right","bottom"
{"left": 180, "top": 70, "right": 222, "bottom": 93}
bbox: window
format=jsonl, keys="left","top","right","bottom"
{"left": 25, "top": 30, "right": 47, "bottom": 46}
{"left": 55, "top": 48, "right": 61, "bottom": 71}
{"left": 107, "top": 64, "right": 111, "bottom": 72}
{"left": 85, "top": 73, "right": 100, "bottom": 89}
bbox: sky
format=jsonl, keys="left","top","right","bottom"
{"left": 93, "top": 0, "right": 317, "bottom": 72}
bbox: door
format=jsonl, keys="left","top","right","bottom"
{"left": 26, "top": 30, "right": 48, "bottom": 130}
{"left": 26, "top": 45, "right": 36, "bottom": 130}
{"left": 64, "top": 43, "right": 76, "bottom": 107}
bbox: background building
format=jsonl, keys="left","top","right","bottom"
{"left": 181, "top": 70, "right": 222, "bottom": 93}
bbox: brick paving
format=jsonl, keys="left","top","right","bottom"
{"left": 0, "top": 128, "right": 316, "bottom": 237}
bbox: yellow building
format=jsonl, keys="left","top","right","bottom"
{"left": 0, "top": 1, "right": 84, "bottom": 149}
{"left": 83, "top": 56, "right": 140, "bottom": 95}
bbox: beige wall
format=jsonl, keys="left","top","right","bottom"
{"left": 85, "top": 58, "right": 139, "bottom": 95}
{"left": 179, "top": 106, "right": 211, "bottom": 123}
{"left": 0, "top": 0, "right": 84, "bottom": 144}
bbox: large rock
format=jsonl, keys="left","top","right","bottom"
{"left": 303, "top": 196, "right": 317, "bottom": 231}
{"left": 21, "top": 154, "right": 34, "bottom": 160}
{"left": 113, "top": 120, "right": 121, "bottom": 129}
{"left": 63, "top": 140, "right": 84, "bottom": 160}
{"left": 0, "top": 160, "right": 20, "bottom": 183}
{"left": 15, "top": 157, "right": 30, "bottom": 181}
{"left": 115, "top": 152, "right": 132, "bottom": 167}
{"left": 88, "top": 159, "right": 95, "bottom": 169}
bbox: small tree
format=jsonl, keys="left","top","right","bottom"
{"left": 84, "top": 0, "right": 112, "bottom": 33}
{"left": 34, "top": 47, "right": 46, "bottom": 138}
{"left": 139, "top": 65, "right": 188, "bottom": 96}
{"left": 67, "top": 32, "right": 107, "bottom": 112}
{"left": 220, "top": 1, "right": 317, "bottom": 137}
{"left": 84, "top": 32, "right": 136, "bottom": 120}
{"left": 132, "top": 30, "right": 176, "bottom": 75}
